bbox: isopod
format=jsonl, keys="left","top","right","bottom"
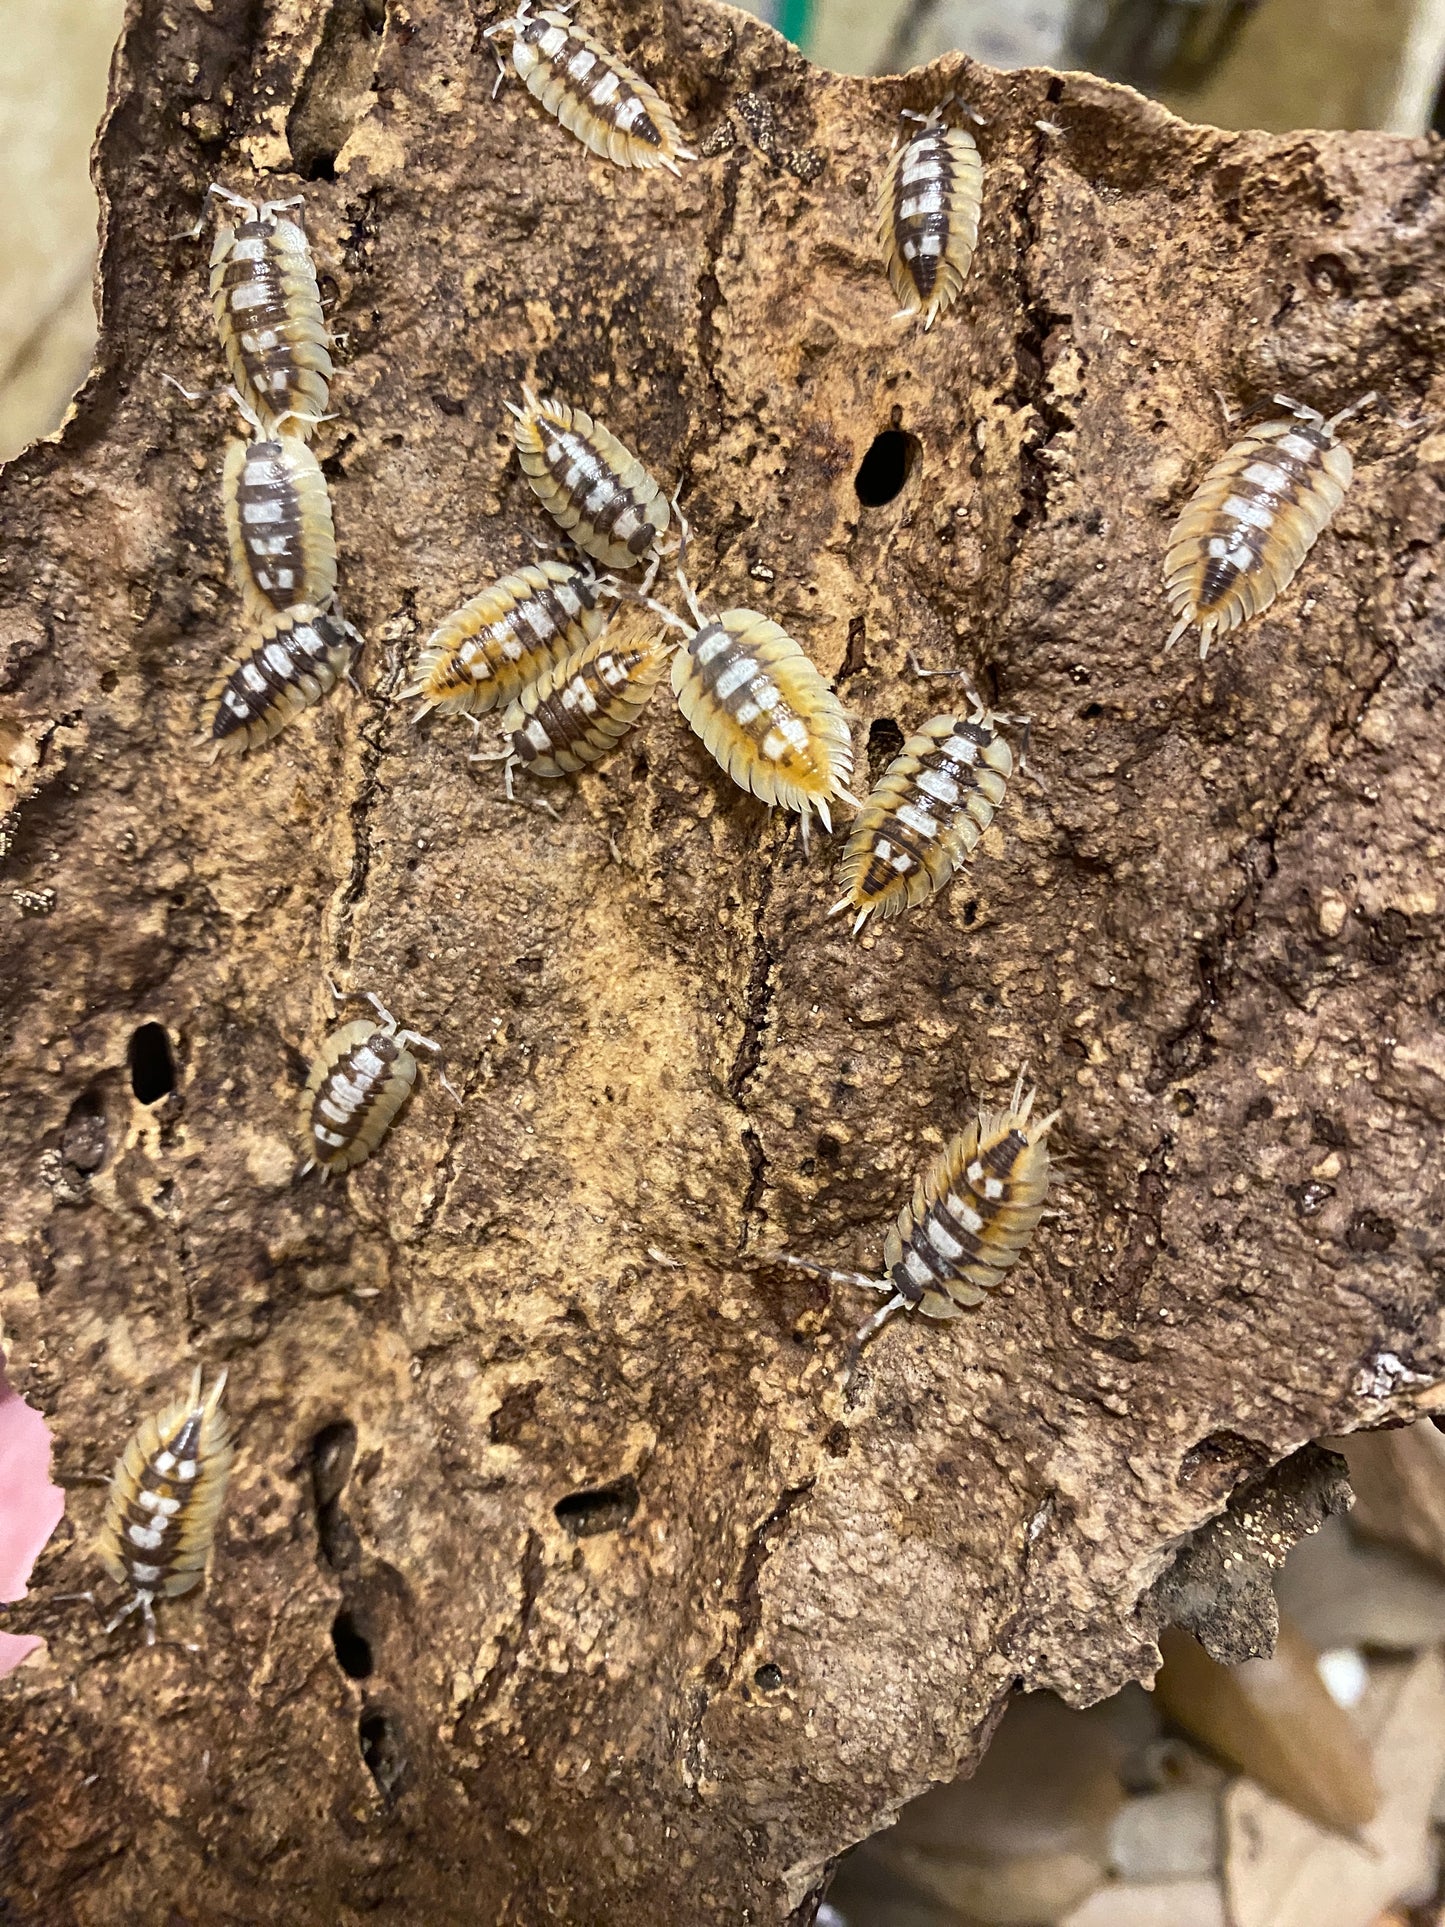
{"left": 830, "top": 704, "right": 1014, "bottom": 936}
{"left": 1164, "top": 393, "right": 1375, "bottom": 659}
{"left": 97, "top": 1367, "right": 235, "bottom": 1640}
{"left": 403, "top": 560, "right": 611, "bottom": 722}
{"left": 508, "top": 386, "right": 672, "bottom": 574}
{"left": 665, "top": 579, "right": 855, "bottom": 846}
{"left": 486, "top": 2, "right": 694, "bottom": 175}
{"left": 198, "top": 183, "right": 333, "bottom": 439}
{"left": 223, "top": 399, "right": 338, "bottom": 634}
{"left": 300, "top": 992, "right": 457, "bottom": 1178}
{"left": 776, "top": 1071, "right": 1058, "bottom": 1365}
{"left": 878, "top": 104, "right": 983, "bottom": 330}
{"left": 205, "top": 607, "right": 362, "bottom": 756}
{"left": 486, "top": 606, "right": 672, "bottom": 795}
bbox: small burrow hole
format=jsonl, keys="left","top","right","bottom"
{"left": 754, "top": 1663, "right": 784, "bottom": 1692}
{"left": 854, "top": 430, "right": 919, "bottom": 507}
{"left": 61, "top": 1087, "right": 109, "bottom": 1176}
{"left": 866, "top": 716, "right": 905, "bottom": 776}
{"left": 553, "top": 1474, "right": 639, "bottom": 1538}
{"left": 331, "top": 1608, "right": 374, "bottom": 1679}
{"left": 358, "top": 1705, "right": 405, "bottom": 1799}
{"left": 128, "top": 1024, "right": 176, "bottom": 1104}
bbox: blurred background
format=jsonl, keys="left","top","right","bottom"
{"left": 8, "top": 4, "right": 1445, "bottom": 1926}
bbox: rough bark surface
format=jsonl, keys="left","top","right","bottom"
{"left": 2, "top": 2, "right": 1444, "bottom": 1921}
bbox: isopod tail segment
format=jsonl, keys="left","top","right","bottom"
{"left": 1163, "top": 389, "right": 1377, "bottom": 660}
{"left": 768, "top": 1069, "right": 1060, "bottom": 1387}
{"left": 661, "top": 569, "right": 859, "bottom": 854}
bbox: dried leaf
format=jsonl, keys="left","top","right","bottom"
{"left": 1155, "top": 1620, "right": 1378, "bottom": 1835}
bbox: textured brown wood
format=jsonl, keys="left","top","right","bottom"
{"left": 2, "top": 2, "right": 1445, "bottom": 1921}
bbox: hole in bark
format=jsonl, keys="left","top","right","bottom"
{"left": 1308, "top": 253, "right": 1354, "bottom": 297}
{"left": 287, "top": 0, "right": 387, "bottom": 183}
{"left": 331, "top": 1608, "right": 374, "bottom": 1678}
{"left": 358, "top": 1706, "right": 405, "bottom": 1799}
{"left": 311, "top": 1420, "right": 360, "bottom": 1569}
{"left": 1345, "top": 1209, "right": 1397, "bottom": 1253}
{"left": 61, "top": 1087, "right": 109, "bottom": 1176}
{"left": 866, "top": 717, "right": 904, "bottom": 778}
{"left": 753, "top": 1662, "right": 783, "bottom": 1691}
{"left": 854, "top": 431, "right": 919, "bottom": 507}
{"left": 1291, "top": 1180, "right": 1335, "bottom": 1218}
{"left": 553, "top": 1475, "right": 639, "bottom": 1537}
{"left": 127, "top": 1024, "right": 175, "bottom": 1104}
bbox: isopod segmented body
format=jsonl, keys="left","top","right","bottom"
{"left": 494, "top": 608, "right": 671, "bottom": 794}
{"left": 878, "top": 106, "right": 983, "bottom": 330}
{"left": 300, "top": 994, "right": 454, "bottom": 1177}
{"left": 203, "top": 185, "right": 332, "bottom": 439}
{"left": 830, "top": 708, "right": 1014, "bottom": 935}
{"left": 1165, "top": 393, "right": 1374, "bottom": 659}
{"left": 205, "top": 607, "right": 361, "bottom": 756}
{"left": 97, "top": 1368, "right": 235, "bottom": 1639}
{"left": 223, "top": 425, "right": 338, "bottom": 634}
{"left": 776, "top": 1072, "right": 1058, "bottom": 1365}
{"left": 403, "top": 560, "right": 610, "bottom": 722}
{"left": 668, "top": 588, "right": 855, "bottom": 844}
{"left": 487, "top": 2, "right": 694, "bottom": 175}
{"left": 508, "top": 387, "right": 671, "bottom": 572}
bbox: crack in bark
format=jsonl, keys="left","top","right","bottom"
{"left": 727, "top": 831, "right": 782, "bottom": 1252}
{"left": 1002, "top": 78, "right": 1074, "bottom": 586}
{"left": 458, "top": 1528, "right": 545, "bottom": 1727}
{"left": 724, "top": 1478, "right": 817, "bottom": 1688}
{"left": 331, "top": 603, "right": 411, "bottom": 967}
{"left": 408, "top": 1042, "right": 492, "bottom": 1242}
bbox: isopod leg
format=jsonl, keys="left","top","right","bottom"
{"left": 842, "top": 1293, "right": 911, "bottom": 1387}
{"left": 769, "top": 1251, "right": 885, "bottom": 1293}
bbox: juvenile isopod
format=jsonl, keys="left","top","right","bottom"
{"left": 402, "top": 560, "right": 611, "bottom": 723}
{"left": 776, "top": 1071, "right": 1058, "bottom": 1366}
{"left": 486, "top": 2, "right": 694, "bottom": 175}
{"left": 1164, "top": 393, "right": 1375, "bottom": 659}
{"left": 300, "top": 992, "right": 457, "bottom": 1178}
{"left": 223, "top": 396, "right": 338, "bottom": 634}
{"left": 205, "top": 607, "right": 362, "bottom": 756}
{"left": 664, "top": 579, "right": 855, "bottom": 847}
{"left": 830, "top": 702, "right": 1014, "bottom": 936}
{"left": 878, "top": 103, "right": 984, "bottom": 330}
{"left": 508, "top": 387, "right": 673, "bottom": 575}
{"left": 97, "top": 1367, "right": 235, "bottom": 1640}
{"left": 196, "top": 183, "right": 333, "bottom": 439}
{"left": 483, "top": 606, "right": 672, "bottom": 796}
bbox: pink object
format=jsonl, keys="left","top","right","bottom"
{"left": 0, "top": 1356, "right": 65, "bottom": 1678}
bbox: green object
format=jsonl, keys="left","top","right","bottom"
{"left": 777, "top": 0, "right": 812, "bottom": 50}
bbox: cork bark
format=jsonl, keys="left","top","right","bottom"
{"left": 2, "top": 2, "right": 1444, "bottom": 1921}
